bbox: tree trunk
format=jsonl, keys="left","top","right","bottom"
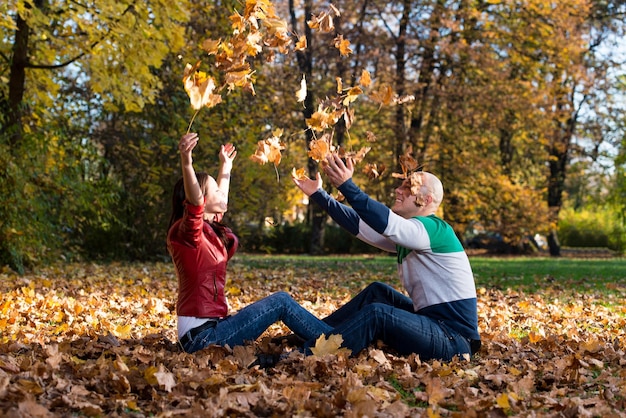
{"left": 290, "top": 0, "right": 326, "bottom": 254}
{"left": 5, "top": 8, "right": 33, "bottom": 147}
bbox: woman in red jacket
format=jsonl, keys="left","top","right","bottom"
{"left": 168, "top": 132, "right": 331, "bottom": 355}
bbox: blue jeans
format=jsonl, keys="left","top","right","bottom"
{"left": 180, "top": 291, "right": 332, "bottom": 354}
{"left": 313, "top": 282, "right": 472, "bottom": 361}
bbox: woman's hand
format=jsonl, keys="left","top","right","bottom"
{"left": 179, "top": 132, "right": 199, "bottom": 167}
{"left": 219, "top": 143, "right": 237, "bottom": 170}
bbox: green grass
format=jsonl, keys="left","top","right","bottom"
{"left": 233, "top": 253, "right": 626, "bottom": 297}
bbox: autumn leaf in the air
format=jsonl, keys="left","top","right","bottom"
{"left": 310, "top": 333, "right": 349, "bottom": 356}
{"left": 292, "top": 167, "right": 307, "bottom": 180}
{"left": 392, "top": 145, "right": 419, "bottom": 179}
{"left": 338, "top": 145, "right": 370, "bottom": 164}
{"left": 369, "top": 82, "right": 394, "bottom": 106}
{"left": 359, "top": 69, "right": 372, "bottom": 88}
{"left": 343, "top": 86, "right": 363, "bottom": 107}
{"left": 307, "top": 135, "right": 334, "bottom": 163}
{"left": 296, "top": 74, "right": 307, "bottom": 103}
{"left": 334, "top": 34, "right": 352, "bottom": 56}
{"left": 306, "top": 105, "right": 340, "bottom": 131}
{"left": 182, "top": 61, "right": 222, "bottom": 132}
{"left": 307, "top": 5, "right": 340, "bottom": 33}
{"left": 363, "top": 162, "right": 385, "bottom": 179}
{"left": 295, "top": 35, "right": 307, "bottom": 51}
{"left": 250, "top": 129, "right": 285, "bottom": 182}
{"left": 250, "top": 130, "right": 285, "bottom": 166}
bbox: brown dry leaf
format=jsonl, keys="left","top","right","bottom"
{"left": 363, "top": 163, "right": 385, "bottom": 179}
{"left": 295, "top": 35, "right": 307, "bottom": 51}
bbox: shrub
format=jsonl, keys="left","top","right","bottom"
{"left": 558, "top": 206, "right": 625, "bottom": 254}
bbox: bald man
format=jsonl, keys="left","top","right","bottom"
{"left": 292, "top": 154, "right": 480, "bottom": 361}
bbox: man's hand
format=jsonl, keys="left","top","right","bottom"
{"left": 323, "top": 154, "right": 354, "bottom": 188}
{"left": 292, "top": 172, "right": 323, "bottom": 197}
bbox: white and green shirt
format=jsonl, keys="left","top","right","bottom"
{"left": 310, "top": 179, "right": 479, "bottom": 341}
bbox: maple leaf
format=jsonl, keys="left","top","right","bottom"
{"left": 369, "top": 83, "right": 394, "bottom": 106}
{"left": 201, "top": 38, "right": 222, "bottom": 55}
{"left": 182, "top": 61, "right": 223, "bottom": 132}
{"left": 343, "top": 86, "right": 362, "bottom": 106}
{"left": 292, "top": 167, "right": 307, "bottom": 180}
{"left": 250, "top": 130, "right": 285, "bottom": 166}
{"left": 182, "top": 61, "right": 220, "bottom": 111}
{"left": 334, "top": 35, "right": 352, "bottom": 56}
{"left": 295, "top": 35, "right": 307, "bottom": 51}
{"left": 306, "top": 105, "right": 340, "bottom": 131}
{"left": 363, "top": 163, "right": 385, "bottom": 179}
{"left": 307, "top": 135, "right": 334, "bottom": 162}
{"left": 359, "top": 69, "right": 372, "bottom": 88}
{"left": 154, "top": 364, "right": 176, "bottom": 392}
{"left": 393, "top": 145, "right": 419, "bottom": 179}
{"left": 338, "top": 145, "right": 370, "bottom": 164}
{"left": 310, "top": 333, "right": 348, "bottom": 356}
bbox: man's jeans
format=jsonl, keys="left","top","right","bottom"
{"left": 314, "top": 282, "right": 473, "bottom": 361}
{"left": 180, "top": 291, "right": 332, "bottom": 354}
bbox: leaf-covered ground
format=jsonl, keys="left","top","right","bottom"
{"left": 1, "top": 257, "right": 625, "bottom": 417}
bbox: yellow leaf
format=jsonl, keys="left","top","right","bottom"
{"left": 182, "top": 61, "right": 220, "bottom": 110}
{"left": 369, "top": 83, "right": 394, "bottom": 106}
{"left": 295, "top": 35, "right": 307, "bottom": 51}
{"left": 496, "top": 392, "right": 511, "bottom": 409}
{"left": 114, "top": 323, "right": 132, "bottom": 338}
{"left": 359, "top": 69, "right": 372, "bottom": 87}
{"left": 310, "top": 333, "right": 345, "bottom": 356}
{"left": 292, "top": 167, "right": 307, "bottom": 180}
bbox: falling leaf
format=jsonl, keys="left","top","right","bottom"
{"left": 338, "top": 145, "right": 370, "bottom": 164}
{"left": 250, "top": 131, "right": 285, "bottom": 166}
{"left": 363, "top": 163, "right": 385, "bottom": 179}
{"left": 359, "top": 69, "right": 372, "bottom": 87}
{"left": 295, "top": 35, "right": 307, "bottom": 51}
{"left": 334, "top": 34, "right": 352, "bottom": 56}
{"left": 296, "top": 74, "right": 307, "bottom": 103}
{"left": 369, "top": 83, "right": 394, "bottom": 106}
{"left": 343, "top": 86, "right": 362, "bottom": 106}
{"left": 307, "top": 136, "right": 334, "bottom": 162}
{"left": 292, "top": 167, "right": 307, "bottom": 180}
{"left": 182, "top": 61, "right": 221, "bottom": 110}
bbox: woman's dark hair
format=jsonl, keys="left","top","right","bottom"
{"left": 168, "top": 173, "right": 235, "bottom": 249}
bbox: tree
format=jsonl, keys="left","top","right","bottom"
{"left": 0, "top": 0, "right": 191, "bottom": 271}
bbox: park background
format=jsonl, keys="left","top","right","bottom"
{"left": 1, "top": 1, "right": 626, "bottom": 416}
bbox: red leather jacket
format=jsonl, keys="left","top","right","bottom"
{"left": 167, "top": 201, "right": 238, "bottom": 318}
